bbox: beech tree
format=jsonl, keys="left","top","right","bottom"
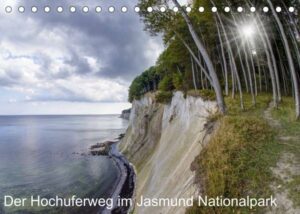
{"left": 138, "top": 0, "right": 226, "bottom": 114}
{"left": 131, "top": 0, "right": 300, "bottom": 119}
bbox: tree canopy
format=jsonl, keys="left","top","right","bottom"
{"left": 129, "top": 0, "right": 300, "bottom": 119}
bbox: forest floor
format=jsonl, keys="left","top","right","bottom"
{"left": 264, "top": 99, "right": 300, "bottom": 214}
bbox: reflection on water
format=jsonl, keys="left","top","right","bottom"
{"left": 0, "top": 115, "right": 128, "bottom": 214}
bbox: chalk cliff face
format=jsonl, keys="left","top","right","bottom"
{"left": 120, "top": 108, "right": 131, "bottom": 120}
{"left": 120, "top": 91, "right": 218, "bottom": 214}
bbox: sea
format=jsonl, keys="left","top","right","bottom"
{"left": 0, "top": 115, "right": 128, "bottom": 214}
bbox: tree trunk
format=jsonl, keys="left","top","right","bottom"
{"left": 257, "top": 15, "right": 281, "bottom": 104}
{"left": 230, "top": 17, "right": 249, "bottom": 93}
{"left": 268, "top": 0, "right": 300, "bottom": 119}
{"left": 198, "top": 52, "right": 205, "bottom": 89}
{"left": 176, "top": 33, "right": 212, "bottom": 84}
{"left": 215, "top": 17, "right": 228, "bottom": 96}
{"left": 243, "top": 45, "right": 256, "bottom": 105}
{"left": 247, "top": 42, "right": 258, "bottom": 96}
{"left": 257, "top": 58, "right": 262, "bottom": 92}
{"left": 216, "top": 13, "right": 243, "bottom": 108}
{"left": 255, "top": 18, "right": 278, "bottom": 107}
{"left": 191, "top": 56, "right": 198, "bottom": 90}
{"left": 172, "top": 0, "right": 226, "bottom": 113}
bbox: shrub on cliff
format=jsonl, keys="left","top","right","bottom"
{"left": 158, "top": 76, "right": 174, "bottom": 92}
{"left": 172, "top": 72, "right": 184, "bottom": 91}
{"left": 155, "top": 91, "right": 173, "bottom": 104}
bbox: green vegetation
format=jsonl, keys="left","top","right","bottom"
{"left": 271, "top": 98, "right": 300, "bottom": 207}
{"left": 187, "top": 95, "right": 283, "bottom": 214}
{"left": 129, "top": 0, "right": 300, "bottom": 118}
{"left": 127, "top": 0, "right": 300, "bottom": 212}
{"left": 155, "top": 91, "right": 173, "bottom": 104}
{"left": 158, "top": 76, "right": 174, "bottom": 91}
{"left": 288, "top": 176, "right": 300, "bottom": 207}
{"left": 187, "top": 89, "right": 216, "bottom": 101}
{"left": 128, "top": 66, "right": 160, "bottom": 102}
{"left": 272, "top": 97, "right": 300, "bottom": 137}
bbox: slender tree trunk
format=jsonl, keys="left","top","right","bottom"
{"left": 230, "top": 17, "right": 249, "bottom": 93}
{"left": 247, "top": 42, "right": 258, "bottom": 96}
{"left": 194, "top": 58, "right": 200, "bottom": 89}
{"left": 239, "top": 50, "right": 249, "bottom": 93}
{"left": 257, "top": 16, "right": 281, "bottom": 103}
{"left": 216, "top": 13, "right": 243, "bottom": 108}
{"left": 268, "top": 0, "right": 300, "bottom": 119}
{"left": 191, "top": 56, "right": 198, "bottom": 90}
{"left": 243, "top": 46, "right": 256, "bottom": 105}
{"left": 172, "top": 0, "right": 226, "bottom": 114}
{"left": 175, "top": 32, "right": 212, "bottom": 84}
{"left": 257, "top": 58, "right": 262, "bottom": 92}
{"left": 199, "top": 53, "right": 205, "bottom": 89}
{"left": 287, "top": 24, "right": 300, "bottom": 73}
{"left": 263, "top": 66, "right": 268, "bottom": 92}
{"left": 215, "top": 17, "right": 229, "bottom": 96}
{"left": 231, "top": 59, "right": 236, "bottom": 99}
{"left": 281, "top": 61, "right": 288, "bottom": 96}
{"left": 218, "top": 50, "right": 225, "bottom": 82}
{"left": 255, "top": 17, "right": 278, "bottom": 107}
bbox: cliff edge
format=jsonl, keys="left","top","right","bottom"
{"left": 120, "top": 91, "right": 218, "bottom": 214}
{"left": 120, "top": 108, "right": 131, "bottom": 120}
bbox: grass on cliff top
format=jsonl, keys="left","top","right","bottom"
{"left": 272, "top": 97, "right": 300, "bottom": 138}
{"left": 155, "top": 89, "right": 217, "bottom": 104}
{"left": 187, "top": 94, "right": 283, "bottom": 214}
{"left": 186, "top": 89, "right": 216, "bottom": 101}
{"left": 155, "top": 91, "right": 173, "bottom": 104}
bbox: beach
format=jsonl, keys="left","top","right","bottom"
{"left": 91, "top": 140, "right": 135, "bottom": 214}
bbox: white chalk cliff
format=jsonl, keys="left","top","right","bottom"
{"left": 120, "top": 91, "right": 218, "bottom": 214}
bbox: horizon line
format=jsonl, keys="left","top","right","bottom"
{"left": 0, "top": 114, "right": 121, "bottom": 116}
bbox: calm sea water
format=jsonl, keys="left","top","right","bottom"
{"left": 0, "top": 115, "right": 128, "bottom": 214}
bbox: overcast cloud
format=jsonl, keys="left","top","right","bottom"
{"left": 0, "top": 0, "right": 163, "bottom": 114}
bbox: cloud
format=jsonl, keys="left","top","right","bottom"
{"left": 0, "top": 0, "right": 163, "bottom": 103}
{"left": 32, "top": 76, "right": 128, "bottom": 102}
{"left": 8, "top": 98, "right": 17, "bottom": 103}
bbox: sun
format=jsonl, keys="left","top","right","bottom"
{"left": 240, "top": 24, "right": 255, "bottom": 39}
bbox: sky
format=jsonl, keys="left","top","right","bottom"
{"left": 0, "top": 0, "right": 166, "bottom": 115}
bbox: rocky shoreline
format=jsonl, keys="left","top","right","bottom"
{"left": 90, "top": 135, "right": 135, "bottom": 214}
{"left": 90, "top": 141, "right": 114, "bottom": 156}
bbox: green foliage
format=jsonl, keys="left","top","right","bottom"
{"left": 129, "top": 1, "right": 300, "bottom": 212}
{"left": 225, "top": 93, "right": 272, "bottom": 116}
{"left": 172, "top": 72, "right": 184, "bottom": 90}
{"left": 155, "top": 91, "right": 173, "bottom": 104}
{"left": 186, "top": 94, "right": 300, "bottom": 214}
{"left": 272, "top": 97, "right": 300, "bottom": 131}
{"left": 130, "top": 0, "right": 222, "bottom": 102}
{"left": 131, "top": 0, "right": 300, "bottom": 116}
{"left": 128, "top": 76, "right": 143, "bottom": 102}
{"left": 128, "top": 67, "right": 160, "bottom": 102}
{"left": 158, "top": 75, "right": 174, "bottom": 91}
{"left": 287, "top": 175, "right": 300, "bottom": 207}
{"left": 187, "top": 89, "right": 216, "bottom": 101}
{"left": 187, "top": 107, "right": 281, "bottom": 214}
{"left": 271, "top": 97, "right": 300, "bottom": 207}
{"left": 199, "top": 89, "right": 216, "bottom": 101}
